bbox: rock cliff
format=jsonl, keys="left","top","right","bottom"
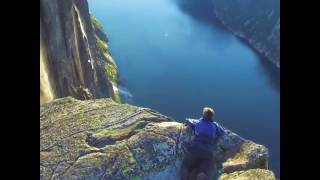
{"left": 176, "top": 0, "right": 280, "bottom": 67}
{"left": 40, "top": 0, "right": 120, "bottom": 105}
{"left": 40, "top": 0, "right": 277, "bottom": 179}
{"left": 212, "top": 0, "right": 280, "bottom": 67}
{"left": 40, "top": 97, "right": 275, "bottom": 179}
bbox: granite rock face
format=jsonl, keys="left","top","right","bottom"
{"left": 40, "top": 97, "right": 275, "bottom": 179}
{"left": 40, "top": 0, "right": 119, "bottom": 105}
{"left": 212, "top": 0, "right": 280, "bottom": 67}
{"left": 175, "top": 0, "right": 280, "bottom": 67}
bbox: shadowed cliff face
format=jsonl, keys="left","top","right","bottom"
{"left": 174, "top": 0, "right": 280, "bottom": 67}
{"left": 40, "top": 37, "right": 55, "bottom": 104}
{"left": 40, "top": 0, "right": 117, "bottom": 105}
{"left": 212, "top": 0, "right": 280, "bottom": 67}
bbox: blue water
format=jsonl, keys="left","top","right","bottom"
{"left": 89, "top": 0, "right": 280, "bottom": 176}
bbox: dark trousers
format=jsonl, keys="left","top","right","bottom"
{"left": 180, "top": 147, "right": 214, "bottom": 180}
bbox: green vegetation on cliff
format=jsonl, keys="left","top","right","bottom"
{"left": 91, "top": 15, "right": 109, "bottom": 43}
{"left": 90, "top": 15, "right": 103, "bottom": 30}
{"left": 95, "top": 35, "right": 108, "bottom": 52}
{"left": 105, "top": 63, "right": 117, "bottom": 83}
{"left": 91, "top": 15, "right": 121, "bottom": 103}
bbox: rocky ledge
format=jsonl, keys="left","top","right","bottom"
{"left": 40, "top": 97, "right": 275, "bottom": 179}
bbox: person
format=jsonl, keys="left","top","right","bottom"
{"left": 181, "top": 107, "right": 225, "bottom": 180}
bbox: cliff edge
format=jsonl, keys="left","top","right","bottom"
{"left": 40, "top": 97, "right": 275, "bottom": 180}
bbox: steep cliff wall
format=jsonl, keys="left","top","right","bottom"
{"left": 212, "top": 0, "right": 280, "bottom": 67}
{"left": 40, "top": 0, "right": 120, "bottom": 105}
{"left": 40, "top": 39, "right": 55, "bottom": 104}
{"left": 40, "top": 97, "right": 275, "bottom": 180}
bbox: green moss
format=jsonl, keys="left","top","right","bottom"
{"left": 91, "top": 15, "right": 121, "bottom": 104}
{"left": 94, "top": 30, "right": 119, "bottom": 100}
{"left": 113, "top": 90, "right": 121, "bottom": 104}
{"left": 93, "top": 120, "right": 147, "bottom": 140}
{"left": 131, "top": 176, "right": 141, "bottom": 180}
{"left": 90, "top": 15, "right": 104, "bottom": 32}
{"left": 91, "top": 15, "right": 109, "bottom": 43}
{"left": 95, "top": 35, "right": 108, "bottom": 53}
{"left": 105, "top": 63, "right": 117, "bottom": 83}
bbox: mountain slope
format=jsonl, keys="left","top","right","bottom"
{"left": 212, "top": 0, "right": 280, "bottom": 67}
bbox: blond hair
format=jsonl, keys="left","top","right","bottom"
{"left": 203, "top": 107, "right": 215, "bottom": 118}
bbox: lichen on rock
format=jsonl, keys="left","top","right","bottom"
{"left": 222, "top": 140, "right": 268, "bottom": 173}
{"left": 40, "top": 97, "right": 275, "bottom": 180}
{"left": 219, "top": 169, "right": 276, "bottom": 180}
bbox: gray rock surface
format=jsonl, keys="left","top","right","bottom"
{"left": 40, "top": 97, "right": 275, "bottom": 180}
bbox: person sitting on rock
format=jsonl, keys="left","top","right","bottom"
{"left": 181, "top": 107, "right": 225, "bottom": 180}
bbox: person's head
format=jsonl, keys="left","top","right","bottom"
{"left": 203, "top": 107, "right": 215, "bottom": 120}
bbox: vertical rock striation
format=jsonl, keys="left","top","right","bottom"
{"left": 40, "top": 0, "right": 119, "bottom": 105}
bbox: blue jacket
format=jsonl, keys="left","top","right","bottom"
{"left": 185, "top": 117, "right": 225, "bottom": 152}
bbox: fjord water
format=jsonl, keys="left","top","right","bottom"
{"left": 89, "top": 0, "right": 280, "bottom": 176}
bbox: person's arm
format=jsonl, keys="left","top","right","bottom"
{"left": 185, "top": 118, "right": 199, "bottom": 130}
{"left": 214, "top": 122, "right": 225, "bottom": 137}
